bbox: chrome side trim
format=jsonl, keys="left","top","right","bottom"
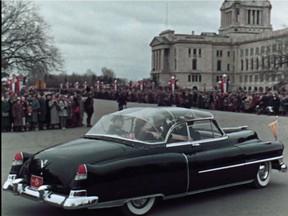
{"left": 166, "top": 136, "right": 228, "bottom": 148}
{"left": 163, "top": 180, "right": 254, "bottom": 200}
{"left": 88, "top": 193, "right": 164, "bottom": 209}
{"left": 199, "top": 156, "right": 283, "bottom": 174}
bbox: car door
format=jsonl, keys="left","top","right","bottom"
{"left": 185, "top": 120, "right": 247, "bottom": 192}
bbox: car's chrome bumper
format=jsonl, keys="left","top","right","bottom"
{"left": 3, "top": 175, "right": 99, "bottom": 209}
{"left": 280, "top": 163, "right": 287, "bottom": 173}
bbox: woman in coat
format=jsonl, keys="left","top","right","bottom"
{"left": 48, "top": 94, "right": 60, "bottom": 129}
{"left": 12, "top": 98, "right": 23, "bottom": 132}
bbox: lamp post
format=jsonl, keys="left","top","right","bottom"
{"left": 170, "top": 76, "right": 175, "bottom": 94}
{"left": 221, "top": 74, "right": 227, "bottom": 93}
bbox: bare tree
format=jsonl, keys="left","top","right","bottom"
{"left": 101, "top": 67, "right": 115, "bottom": 83}
{"left": 1, "top": 0, "right": 63, "bottom": 77}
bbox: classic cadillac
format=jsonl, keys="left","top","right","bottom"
{"left": 3, "top": 107, "right": 287, "bottom": 216}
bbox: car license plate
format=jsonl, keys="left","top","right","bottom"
{"left": 30, "top": 175, "right": 43, "bottom": 189}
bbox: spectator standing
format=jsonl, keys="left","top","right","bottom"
{"left": 1, "top": 94, "right": 11, "bottom": 132}
{"left": 31, "top": 94, "right": 40, "bottom": 130}
{"left": 45, "top": 94, "right": 52, "bottom": 129}
{"left": 76, "top": 94, "right": 84, "bottom": 126}
{"left": 58, "top": 95, "right": 68, "bottom": 129}
{"left": 117, "top": 91, "right": 127, "bottom": 111}
{"left": 48, "top": 94, "right": 60, "bottom": 129}
{"left": 66, "top": 96, "right": 73, "bottom": 128}
{"left": 25, "top": 95, "right": 32, "bottom": 130}
{"left": 12, "top": 98, "right": 23, "bottom": 132}
{"left": 38, "top": 94, "right": 47, "bottom": 130}
{"left": 84, "top": 93, "right": 94, "bottom": 127}
{"left": 71, "top": 96, "right": 81, "bottom": 127}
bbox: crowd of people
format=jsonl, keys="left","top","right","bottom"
{"left": 94, "top": 87, "right": 288, "bottom": 115}
{"left": 1, "top": 89, "right": 94, "bottom": 132}
{"left": 2, "top": 85, "right": 288, "bottom": 132}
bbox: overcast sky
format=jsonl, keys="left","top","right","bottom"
{"left": 33, "top": 0, "right": 288, "bottom": 81}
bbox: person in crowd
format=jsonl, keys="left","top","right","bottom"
{"left": 66, "top": 95, "right": 73, "bottom": 128}
{"left": 12, "top": 98, "right": 24, "bottom": 132}
{"left": 1, "top": 94, "right": 11, "bottom": 132}
{"left": 25, "top": 95, "right": 33, "bottom": 131}
{"left": 45, "top": 94, "right": 52, "bottom": 129}
{"left": 117, "top": 91, "right": 127, "bottom": 111}
{"left": 38, "top": 94, "right": 47, "bottom": 130}
{"left": 48, "top": 94, "right": 60, "bottom": 129}
{"left": 58, "top": 94, "right": 68, "bottom": 129}
{"left": 76, "top": 93, "right": 84, "bottom": 126}
{"left": 71, "top": 96, "right": 81, "bottom": 127}
{"left": 31, "top": 93, "right": 40, "bottom": 130}
{"left": 84, "top": 93, "right": 94, "bottom": 127}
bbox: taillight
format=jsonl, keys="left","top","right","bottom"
{"left": 75, "top": 164, "right": 87, "bottom": 180}
{"left": 12, "top": 152, "right": 23, "bottom": 166}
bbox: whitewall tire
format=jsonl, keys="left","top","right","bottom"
{"left": 254, "top": 161, "right": 272, "bottom": 188}
{"left": 122, "top": 197, "right": 156, "bottom": 216}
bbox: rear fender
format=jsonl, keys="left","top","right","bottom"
{"left": 85, "top": 153, "right": 188, "bottom": 202}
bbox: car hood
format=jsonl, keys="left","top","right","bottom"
{"left": 27, "top": 138, "right": 142, "bottom": 187}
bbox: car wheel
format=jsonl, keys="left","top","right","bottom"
{"left": 121, "top": 197, "right": 156, "bottom": 216}
{"left": 254, "top": 161, "right": 271, "bottom": 188}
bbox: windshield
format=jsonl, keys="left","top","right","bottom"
{"left": 85, "top": 107, "right": 214, "bottom": 144}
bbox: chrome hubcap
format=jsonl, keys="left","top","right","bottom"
{"left": 259, "top": 163, "right": 269, "bottom": 181}
{"left": 131, "top": 198, "right": 148, "bottom": 208}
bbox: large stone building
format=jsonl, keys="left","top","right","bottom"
{"left": 150, "top": 0, "right": 288, "bottom": 92}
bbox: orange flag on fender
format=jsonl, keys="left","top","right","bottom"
{"left": 268, "top": 120, "right": 278, "bottom": 140}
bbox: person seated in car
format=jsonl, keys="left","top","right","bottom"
{"left": 108, "top": 116, "right": 127, "bottom": 136}
{"left": 134, "top": 119, "right": 159, "bottom": 141}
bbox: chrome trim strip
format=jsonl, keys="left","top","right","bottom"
{"left": 166, "top": 136, "right": 228, "bottom": 148}
{"left": 182, "top": 153, "right": 189, "bottom": 193}
{"left": 199, "top": 156, "right": 283, "bottom": 174}
{"left": 163, "top": 180, "right": 254, "bottom": 200}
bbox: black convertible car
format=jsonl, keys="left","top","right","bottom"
{"left": 3, "top": 107, "right": 287, "bottom": 216}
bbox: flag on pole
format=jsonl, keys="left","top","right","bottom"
{"left": 268, "top": 120, "right": 278, "bottom": 140}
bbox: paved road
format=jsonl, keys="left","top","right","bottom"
{"left": 2, "top": 99, "right": 288, "bottom": 216}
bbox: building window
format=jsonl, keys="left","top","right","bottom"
{"left": 227, "top": 51, "right": 230, "bottom": 57}
{"left": 236, "top": 7, "right": 240, "bottom": 23}
{"left": 227, "top": 64, "right": 230, "bottom": 71}
{"left": 251, "top": 59, "right": 254, "bottom": 70}
{"left": 256, "top": 47, "right": 259, "bottom": 55}
{"left": 250, "top": 48, "right": 254, "bottom": 56}
{"left": 241, "top": 59, "right": 244, "bottom": 71}
{"left": 174, "top": 59, "right": 177, "bottom": 70}
{"left": 192, "top": 59, "right": 197, "bottom": 70}
{"left": 188, "top": 48, "right": 191, "bottom": 57}
{"left": 239, "top": 75, "right": 243, "bottom": 83}
{"left": 217, "top": 60, "right": 222, "bottom": 71}
{"left": 245, "top": 49, "right": 249, "bottom": 57}
{"left": 255, "top": 74, "right": 259, "bottom": 82}
{"left": 216, "top": 50, "right": 223, "bottom": 57}
{"left": 256, "top": 58, "right": 259, "bottom": 70}
{"left": 188, "top": 75, "right": 191, "bottom": 82}
{"left": 249, "top": 75, "right": 253, "bottom": 82}
{"left": 240, "top": 49, "right": 244, "bottom": 57}
{"left": 198, "top": 49, "right": 202, "bottom": 57}
{"left": 246, "top": 59, "right": 249, "bottom": 71}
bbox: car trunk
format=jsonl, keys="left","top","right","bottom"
{"left": 20, "top": 138, "right": 138, "bottom": 194}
